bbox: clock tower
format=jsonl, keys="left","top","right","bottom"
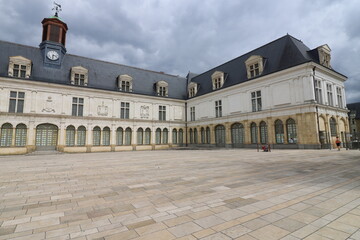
{"left": 39, "top": 7, "right": 68, "bottom": 68}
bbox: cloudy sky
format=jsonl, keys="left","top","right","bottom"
{"left": 0, "top": 0, "right": 359, "bottom": 103}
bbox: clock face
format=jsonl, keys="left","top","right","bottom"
{"left": 46, "top": 50, "right": 59, "bottom": 61}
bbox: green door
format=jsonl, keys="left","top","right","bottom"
{"left": 35, "top": 124, "right": 58, "bottom": 150}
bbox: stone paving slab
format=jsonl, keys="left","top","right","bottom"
{"left": 0, "top": 149, "right": 359, "bottom": 239}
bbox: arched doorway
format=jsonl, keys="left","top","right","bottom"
{"left": 35, "top": 124, "right": 58, "bottom": 150}
{"left": 215, "top": 125, "right": 226, "bottom": 147}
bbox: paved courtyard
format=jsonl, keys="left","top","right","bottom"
{"left": 0, "top": 149, "right": 360, "bottom": 240}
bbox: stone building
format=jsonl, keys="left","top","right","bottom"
{"left": 0, "top": 14, "right": 349, "bottom": 154}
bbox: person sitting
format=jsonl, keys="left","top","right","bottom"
{"left": 262, "top": 145, "right": 268, "bottom": 152}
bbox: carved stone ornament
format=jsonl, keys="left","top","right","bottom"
{"left": 97, "top": 101, "right": 108, "bottom": 116}
{"left": 140, "top": 105, "right": 149, "bottom": 119}
{"left": 42, "top": 96, "right": 55, "bottom": 113}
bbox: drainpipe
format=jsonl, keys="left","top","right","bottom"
{"left": 185, "top": 102, "right": 188, "bottom": 147}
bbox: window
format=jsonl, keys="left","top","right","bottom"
{"left": 215, "top": 125, "right": 226, "bottom": 147}
{"left": 137, "top": 128, "right": 143, "bottom": 145}
{"left": 211, "top": 71, "right": 225, "bottom": 90}
{"left": 318, "top": 45, "right": 331, "bottom": 68}
{"left": 215, "top": 100, "right": 222, "bottom": 118}
{"left": 72, "top": 97, "right": 84, "bottom": 116}
{"left": 77, "top": 126, "right": 86, "bottom": 146}
{"left": 159, "top": 106, "right": 166, "bottom": 121}
{"left": 206, "top": 127, "right": 211, "bottom": 144}
{"left": 116, "top": 127, "right": 123, "bottom": 145}
{"left": 188, "top": 82, "right": 198, "bottom": 98}
{"left": 201, "top": 128, "right": 205, "bottom": 144}
{"left": 103, "top": 127, "right": 110, "bottom": 146}
{"left": 163, "top": 128, "right": 168, "bottom": 144}
{"left": 66, "top": 125, "right": 75, "bottom": 146}
{"left": 156, "top": 81, "right": 168, "bottom": 97}
{"left": 9, "top": 91, "right": 25, "bottom": 113}
{"left": 259, "top": 121, "right": 268, "bottom": 144}
{"left": 231, "top": 123, "right": 245, "bottom": 146}
{"left": 93, "top": 126, "right": 101, "bottom": 146}
{"left": 179, "top": 129, "right": 184, "bottom": 144}
{"left": 337, "top": 87, "right": 343, "bottom": 108}
{"left": 275, "top": 120, "right": 284, "bottom": 144}
{"left": 13, "top": 64, "right": 27, "bottom": 78}
{"left": 156, "top": 128, "right": 161, "bottom": 144}
{"left": 286, "top": 119, "right": 297, "bottom": 143}
{"left": 172, "top": 129, "right": 178, "bottom": 144}
{"left": 251, "top": 91, "right": 262, "bottom": 112}
{"left": 15, "top": 124, "right": 27, "bottom": 147}
{"left": 71, "top": 66, "right": 88, "bottom": 86}
{"left": 8, "top": 56, "right": 32, "bottom": 78}
{"left": 118, "top": 75, "right": 133, "bottom": 92}
{"left": 314, "top": 79, "right": 323, "bottom": 104}
{"left": 329, "top": 117, "right": 337, "bottom": 137}
{"left": 144, "top": 128, "right": 151, "bottom": 145}
{"left": 74, "top": 73, "right": 85, "bottom": 86}
{"left": 125, "top": 128, "right": 132, "bottom": 145}
{"left": 245, "top": 55, "right": 264, "bottom": 78}
{"left": 327, "top": 84, "right": 333, "bottom": 106}
{"left": 120, "top": 102, "right": 130, "bottom": 119}
{"left": 0, "top": 123, "right": 13, "bottom": 147}
{"left": 190, "top": 107, "right": 195, "bottom": 121}
{"left": 250, "top": 63, "right": 260, "bottom": 78}
{"left": 250, "top": 122, "right": 258, "bottom": 144}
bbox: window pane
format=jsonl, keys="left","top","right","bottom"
{"left": 17, "top": 100, "right": 24, "bottom": 113}
{"left": 18, "top": 92, "right": 25, "bottom": 98}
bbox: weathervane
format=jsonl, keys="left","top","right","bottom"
{"left": 52, "top": 2, "right": 62, "bottom": 17}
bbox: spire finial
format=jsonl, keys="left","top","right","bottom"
{"left": 52, "top": 1, "right": 62, "bottom": 17}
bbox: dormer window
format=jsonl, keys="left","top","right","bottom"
{"left": 156, "top": 81, "right": 168, "bottom": 97}
{"left": 188, "top": 82, "right": 198, "bottom": 98}
{"left": 317, "top": 44, "right": 331, "bottom": 68}
{"left": 118, "top": 74, "right": 133, "bottom": 92}
{"left": 245, "top": 55, "right": 264, "bottom": 79}
{"left": 8, "top": 56, "right": 32, "bottom": 78}
{"left": 211, "top": 71, "right": 225, "bottom": 90}
{"left": 71, "top": 66, "right": 88, "bottom": 86}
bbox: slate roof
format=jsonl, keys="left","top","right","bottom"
{"left": 347, "top": 102, "right": 360, "bottom": 119}
{"left": 188, "top": 34, "right": 346, "bottom": 98}
{"left": 0, "top": 40, "right": 188, "bottom": 100}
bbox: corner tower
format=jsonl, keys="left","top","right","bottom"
{"left": 39, "top": 3, "right": 68, "bottom": 68}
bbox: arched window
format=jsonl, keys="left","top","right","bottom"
{"left": 231, "top": 123, "right": 245, "bottom": 147}
{"left": 125, "top": 127, "right": 132, "bottom": 145}
{"left": 144, "top": 128, "right": 151, "bottom": 145}
{"left": 103, "top": 127, "right": 110, "bottom": 146}
{"left": 329, "top": 117, "right": 337, "bottom": 137}
{"left": 137, "top": 128, "right": 143, "bottom": 145}
{"left": 206, "top": 127, "right": 211, "bottom": 144}
{"left": 189, "top": 128, "right": 193, "bottom": 144}
{"left": 77, "top": 126, "right": 86, "bottom": 146}
{"left": 250, "top": 122, "right": 258, "bottom": 144}
{"left": 116, "top": 127, "right": 123, "bottom": 145}
{"left": 172, "top": 129, "right": 177, "bottom": 144}
{"left": 275, "top": 120, "right": 284, "bottom": 144}
{"left": 15, "top": 124, "right": 27, "bottom": 147}
{"left": 259, "top": 121, "right": 268, "bottom": 144}
{"left": 215, "top": 125, "right": 226, "bottom": 147}
{"left": 286, "top": 119, "right": 297, "bottom": 143}
{"left": 179, "top": 129, "right": 184, "bottom": 144}
{"left": 194, "top": 128, "right": 198, "bottom": 144}
{"left": 163, "top": 128, "right": 168, "bottom": 144}
{"left": 201, "top": 128, "right": 205, "bottom": 144}
{"left": 155, "top": 128, "right": 161, "bottom": 144}
{"left": 93, "top": 126, "right": 101, "bottom": 146}
{"left": 66, "top": 125, "right": 75, "bottom": 146}
{"left": 0, "top": 123, "right": 13, "bottom": 147}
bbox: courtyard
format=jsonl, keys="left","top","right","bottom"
{"left": 0, "top": 149, "right": 360, "bottom": 240}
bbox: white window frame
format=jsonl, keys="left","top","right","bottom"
{"left": 9, "top": 91, "right": 25, "bottom": 113}
{"left": 211, "top": 71, "right": 225, "bottom": 90}
{"left": 245, "top": 55, "right": 264, "bottom": 79}
{"left": 326, "top": 84, "right": 333, "bottom": 106}
{"left": 314, "top": 79, "right": 323, "bottom": 104}
{"left": 251, "top": 90, "right": 262, "bottom": 112}
{"left": 215, "top": 100, "right": 222, "bottom": 118}
{"left": 118, "top": 74, "right": 133, "bottom": 92}
{"left": 159, "top": 105, "right": 166, "bottom": 121}
{"left": 8, "top": 56, "right": 32, "bottom": 78}
{"left": 71, "top": 66, "right": 88, "bottom": 86}
{"left": 156, "top": 81, "right": 169, "bottom": 97}
{"left": 190, "top": 106, "right": 195, "bottom": 121}
{"left": 336, "top": 87, "right": 343, "bottom": 108}
{"left": 120, "top": 102, "right": 130, "bottom": 119}
{"left": 72, "top": 97, "right": 84, "bottom": 116}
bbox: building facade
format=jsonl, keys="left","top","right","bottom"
{"left": 0, "top": 15, "right": 349, "bottom": 154}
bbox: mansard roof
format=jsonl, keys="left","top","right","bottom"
{"left": 347, "top": 102, "right": 360, "bottom": 119}
{"left": 187, "top": 34, "right": 344, "bottom": 98}
{"left": 0, "top": 40, "right": 187, "bottom": 100}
